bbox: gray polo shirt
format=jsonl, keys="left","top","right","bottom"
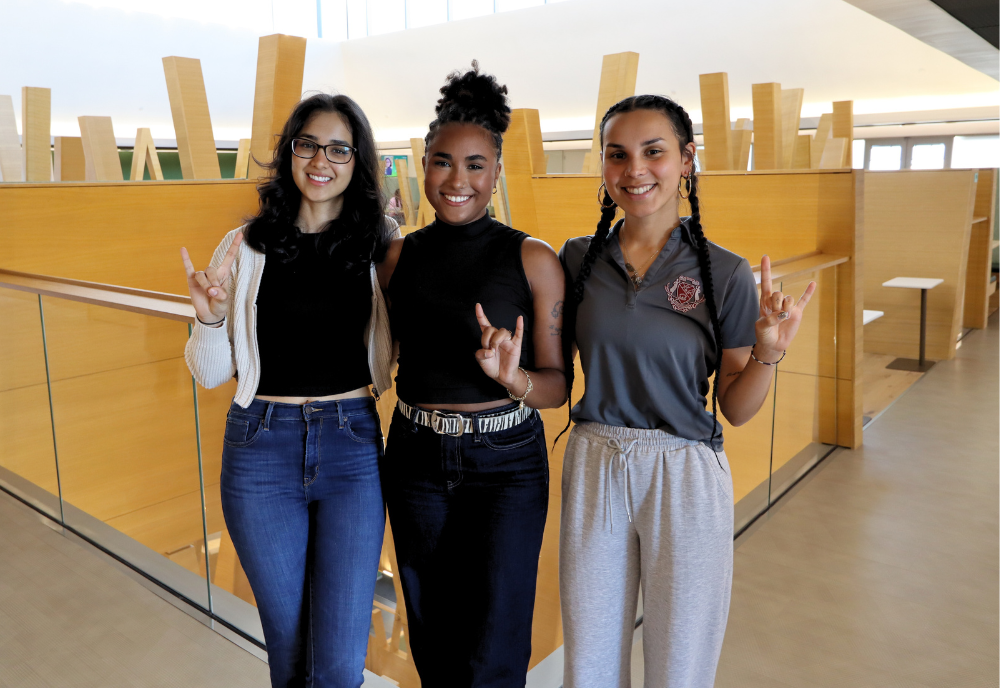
{"left": 559, "top": 218, "right": 759, "bottom": 450}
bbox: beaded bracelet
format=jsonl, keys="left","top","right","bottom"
{"left": 750, "top": 345, "right": 786, "bottom": 366}
{"left": 508, "top": 367, "right": 534, "bottom": 408}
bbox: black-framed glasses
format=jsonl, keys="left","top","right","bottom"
{"left": 291, "top": 138, "right": 356, "bottom": 164}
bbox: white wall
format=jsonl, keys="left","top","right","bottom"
{"left": 0, "top": 0, "right": 996, "bottom": 146}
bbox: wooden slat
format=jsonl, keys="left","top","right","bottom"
{"left": 505, "top": 109, "right": 542, "bottom": 235}
{"left": 819, "top": 138, "right": 848, "bottom": 169}
{"left": 700, "top": 73, "right": 734, "bottom": 171}
{"left": 833, "top": 101, "right": 854, "bottom": 168}
{"left": 0, "top": 270, "right": 194, "bottom": 322}
{"left": 130, "top": 128, "right": 164, "bottom": 181}
{"left": 781, "top": 88, "right": 803, "bottom": 169}
{"left": 751, "top": 83, "right": 782, "bottom": 170}
{"left": 249, "top": 34, "right": 306, "bottom": 180}
{"left": 793, "top": 134, "right": 812, "bottom": 169}
{"left": 585, "top": 52, "right": 639, "bottom": 174}
{"left": 963, "top": 169, "right": 998, "bottom": 329}
{"left": 811, "top": 113, "right": 834, "bottom": 168}
{"left": 22, "top": 87, "right": 51, "bottom": 182}
{"left": 54, "top": 137, "right": 86, "bottom": 182}
{"left": 78, "top": 116, "right": 124, "bottom": 181}
{"left": 732, "top": 118, "right": 752, "bottom": 172}
{"left": 163, "top": 56, "right": 221, "bottom": 180}
{"left": 0, "top": 94, "right": 23, "bottom": 182}
{"left": 233, "top": 138, "right": 251, "bottom": 179}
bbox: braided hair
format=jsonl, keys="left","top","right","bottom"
{"left": 556, "top": 95, "right": 725, "bottom": 448}
{"left": 425, "top": 60, "right": 511, "bottom": 159}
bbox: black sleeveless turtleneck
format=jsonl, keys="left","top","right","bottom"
{"left": 389, "top": 213, "right": 535, "bottom": 404}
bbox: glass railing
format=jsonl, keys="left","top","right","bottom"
{"left": 0, "top": 259, "right": 839, "bottom": 687}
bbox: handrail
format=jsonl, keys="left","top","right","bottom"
{"left": 749, "top": 251, "right": 849, "bottom": 285}
{"left": 0, "top": 269, "right": 194, "bottom": 323}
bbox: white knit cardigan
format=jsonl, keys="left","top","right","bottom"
{"left": 184, "top": 225, "right": 396, "bottom": 407}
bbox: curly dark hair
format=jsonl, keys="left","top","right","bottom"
{"left": 556, "top": 95, "right": 724, "bottom": 449}
{"left": 425, "top": 60, "right": 511, "bottom": 159}
{"left": 243, "top": 93, "right": 392, "bottom": 272}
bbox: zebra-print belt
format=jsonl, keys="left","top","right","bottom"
{"left": 396, "top": 399, "right": 534, "bottom": 437}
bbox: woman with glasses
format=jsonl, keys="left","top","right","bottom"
{"left": 182, "top": 93, "right": 396, "bottom": 688}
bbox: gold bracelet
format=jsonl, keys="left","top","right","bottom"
{"left": 507, "top": 367, "right": 533, "bottom": 409}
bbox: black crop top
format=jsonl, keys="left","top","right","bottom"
{"left": 255, "top": 232, "right": 372, "bottom": 397}
{"left": 389, "top": 214, "right": 535, "bottom": 404}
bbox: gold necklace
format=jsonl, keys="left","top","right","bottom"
{"left": 619, "top": 225, "right": 667, "bottom": 289}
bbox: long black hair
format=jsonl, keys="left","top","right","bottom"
{"left": 244, "top": 93, "right": 392, "bottom": 271}
{"left": 556, "top": 95, "right": 724, "bottom": 447}
{"left": 425, "top": 60, "right": 511, "bottom": 160}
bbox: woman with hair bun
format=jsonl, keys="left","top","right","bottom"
{"left": 182, "top": 93, "right": 396, "bottom": 687}
{"left": 377, "top": 62, "right": 567, "bottom": 686}
{"left": 557, "top": 96, "right": 816, "bottom": 687}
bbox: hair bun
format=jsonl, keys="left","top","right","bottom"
{"left": 435, "top": 60, "right": 511, "bottom": 135}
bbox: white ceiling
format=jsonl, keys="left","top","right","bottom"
{"left": 0, "top": 0, "right": 996, "bottom": 146}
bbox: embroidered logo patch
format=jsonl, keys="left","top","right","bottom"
{"left": 666, "top": 275, "right": 705, "bottom": 312}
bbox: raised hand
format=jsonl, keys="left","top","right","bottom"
{"left": 474, "top": 303, "right": 526, "bottom": 391}
{"left": 181, "top": 232, "right": 243, "bottom": 326}
{"left": 755, "top": 255, "right": 816, "bottom": 357}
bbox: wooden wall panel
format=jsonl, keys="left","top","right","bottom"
{"left": 793, "top": 134, "right": 812, "bottom": 169}
{"left": 0, "top": 180, "right": 259, "bottom": 294}
{"left": 233, "top": 138, "right": 251, "bottom": 180}
{"left": 811, "top": 114, "right": 834, "bottom": 168}
{"left": 819, "top": 138, "right": 848, "bottom": 169}
{"left": 249, "top": 34, "right": 307, "bottom": 180}
{"left": 395, "top": 157, "right": 415, "bottom": 227}
{"left": 585, "top": 52, "right": 639, "bottom": 174}
{"left": 54, "top": 137, "right": 86, "bottom": 182}
{"left": 864, "top": 170, "right": 976, "bottom": 362}
{"left": 0, "top": 94, "right": 23, "bottom": 182}
{"left": 732, "top": 118, "right": 752, "bottom": 172}
{"left": 162, "top": 57, "right": 221, "bottom": 180}
{"left": 79, "top": 116, "right": 124, "bottom": 181}
{"left": 21, "top": 87, "right": 51, "bottom": 182}
{"left": 504, "top": 110, "right": 542, "bottom": 236}
{"left": 963, "top": 168, "right": 997, "bottom": 329}
{"left": 699, "top": 73, "right": 734, "bottom": 171}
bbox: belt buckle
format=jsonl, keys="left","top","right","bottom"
{"left": 430, "top": 410, "right": 465, "bottom": 437}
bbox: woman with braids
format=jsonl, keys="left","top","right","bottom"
{"left": 182, "top": 93, "right": 396, "bottom": 687}
{"left": 557, "top": 95, "right": 816, "bottom": 688}
{"left": 377, "top": 62, "right": 566, "bottom": 686}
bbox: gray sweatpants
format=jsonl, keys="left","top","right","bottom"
{"left": 560, "top": 422, "right": 734, "bottom": 688}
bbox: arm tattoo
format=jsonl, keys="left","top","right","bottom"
{"left": 550, "top": 301, "right": 564, "bottom": 318}
{"left": 549, "top": 324, "right": 563, "bottom": 336}
{"left": 726, "top": 371, "right": 742, "bottom": 377}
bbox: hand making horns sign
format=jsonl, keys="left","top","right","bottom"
{"left": 755, "top": 254, "right": 817, "bottom": 354}
{"left": 475, "top": 302, "right": 526, "bottom": 389}
{"left": 180, "top": 232, "right": 244, "bottom": 325}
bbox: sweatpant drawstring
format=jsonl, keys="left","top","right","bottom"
{"left": 606, "top": 438, "right": 638, "bottom": 533}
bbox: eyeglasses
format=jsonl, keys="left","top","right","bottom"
{"left": 291, "top": 138, "right": 356, "bottom": 164}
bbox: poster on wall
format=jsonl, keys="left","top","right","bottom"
{"left": 383, "top": 155, "right": 410, "bottom": 176}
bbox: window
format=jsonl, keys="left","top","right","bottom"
{"left": 852, "top": 139, "right": 864, "bottom": 169}
{"left": 869, "top": 145, "right": 902, "bottom": 171}
{"left": 952, "top": 136, "right": 1000, "bottom": 169}
{"left": 909, "top": 143, "right": 946, "bottom": 170}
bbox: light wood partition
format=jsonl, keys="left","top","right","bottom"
{"left": 781, "top": 88, "right": 804, "bottom": 169}
{"left": 584, "top": 52, "right": 639, "bottom": 174}
{"left": 130, "top": 128, "right": 164, "bottom": 181}
{"left": 811, "top": 113, "right": 834, "bottom": 168}
{"left": 409, "top": 137, "right": 432, "bottom": 227}
{"left": 162, "top": 57, "right": 221, "bottom": 180}
{"left": 22, "top": 87, "right": 51, "bottom": 182}
{"left": 864, "top": 170, "right": 978, "bottom": 361}
{"left": 699, "top": 73, "right": 734, "bottom": 171}
{"left": 964, "top": 169, "right": 998, "bottom": 329}
{"left": 233, "top": 138, "right": 251, "bottom": 179}
{"left": 0, "top": 95, "right": 23, "bottom": 182}
{"left": 833, "top": 101, "right": 854, "bottom": 168}
{"left": 54, "top": 137, "right": 86, "bottom": 181}
{"left": 732, "top": 118, "right": 752, "bottom": 172}
{"left": 0, "top": 180, "right": 259, "bottom": 293}
{"left": 78, "top": 116, "right": 124, "bottom": 181}
{"left": 249, "top": 34, "right": 307, "bottom": 180}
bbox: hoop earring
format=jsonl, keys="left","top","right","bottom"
{"left": 597, "top": 183, "right": 615, "bottom": 208}
{"left": 678, "top": 175, "right": 691, "bottom": 200}
{"left": 492, "top": 186, "right": 498, "bottom": 194}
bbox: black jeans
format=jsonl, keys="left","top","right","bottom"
{"left": 382, "top": 403, "right": 549, "bottom": 688}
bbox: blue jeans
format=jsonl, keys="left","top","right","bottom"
{"left": 382, "top": 402, "right": 549, "bottom": 688}
{"left": 221, "top": 397, "right": 385, "bottom": 688}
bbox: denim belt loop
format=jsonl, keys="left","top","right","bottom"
{"left": 263, "top": 401, "right": 275, "bottom": 431}
{"left": 471, "top": 409, "right": 482, "bottom": 443}
{"left": 337, "top": 401, "right": 345, "bottom": 429}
